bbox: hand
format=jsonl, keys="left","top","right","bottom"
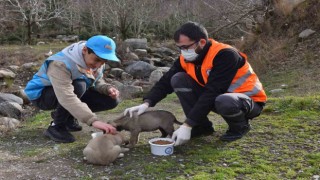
{"left": 123, "top": 103, "right": 149, "bottom": 118}
{"left": 92, "top": 120, "right": 117, "bottom": 134}
{"left": 172, "top": 124, "right": 192, "bottom": 146}
{"left": 108, "top": 87, "right": 119, "bottom": 99}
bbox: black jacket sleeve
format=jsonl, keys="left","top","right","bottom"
{"left": 185, "top": 49, "right": 245, "bottom": 126}
{"left": 143, "top": 58, "right": 184, "bottom": 106}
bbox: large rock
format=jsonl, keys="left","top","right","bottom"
{"left": 118, "top": 84, "right": 143, "bottom": 99}
{"left": 109, "top": 68, "right": 124, "bottom": 78}
{"left": 125, "top": 38, "right": 148, "bottom": 50}
{"left": 149, "top": 70, "right": 163, "bottom": 84}
{"left": 0, "top": 101, "right": 22, "bottom": 119}
{"left": 0, "top": 92, "right": 23, "bottom": 105}
{"left": 125, "top": 61, "right": 156, "bottom": 78}
{"left": 156, "top": 67, "right": 170, "bottom": 73}
{"left": 134, "top": 49, "right": 148, "bottom": 57}
{"left": 152, "top": 47, "right": 176, "bottom": 56}
{"left": 121, "top": 72, "right": 133, "bottom": 81}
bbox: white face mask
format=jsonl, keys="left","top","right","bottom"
{"left": 181, "top": 49, "right": 198, "bottom": 62}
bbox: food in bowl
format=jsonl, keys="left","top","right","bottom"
{"left": 153, "top": 140, "right": 173, "bottom": 145}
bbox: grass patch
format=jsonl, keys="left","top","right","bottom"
{"left": 1, "top": 94, "right": 319, "bottom": 179}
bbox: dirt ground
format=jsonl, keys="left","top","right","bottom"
{"left": 0, "top": 97, "right": 223, "bottom": 179}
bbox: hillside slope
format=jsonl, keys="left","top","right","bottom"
{"left": 242, "top": 0, "right": 320, "bottom": 97}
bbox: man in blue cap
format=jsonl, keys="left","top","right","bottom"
{"left": 25, "top": 35, "right": 120, "bottom": 143}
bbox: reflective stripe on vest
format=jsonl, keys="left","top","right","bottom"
{"left": 179, "top": 39, "right": 267, "bottom": 102}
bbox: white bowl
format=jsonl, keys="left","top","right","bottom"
{"left": 148, "top": 138, "right": 175, "bottom": 156}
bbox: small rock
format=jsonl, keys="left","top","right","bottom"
{"left": 299, "top": 29, "right": 316, "bottom": 38}
{"left": 0, "top": 68, "right": 16, "bottom": 79}
{"left": 270, "top": 88, "right": 284, "bottom": 94}
{"left": 0, "top": 117, "right": 20, "bottom": 129}
{"left": 54, "top": 145, "right": 60, "bottom": 151}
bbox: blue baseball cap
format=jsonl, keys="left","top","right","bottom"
{"left": 86, "top": 35, "right": 119, "bottom": 62}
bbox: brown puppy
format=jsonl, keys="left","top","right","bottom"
{"left": 83, "top": 133, "right": 129, "bottom": 166}
{"left": 109, "top": 110, "right": 182, "bottom": 148}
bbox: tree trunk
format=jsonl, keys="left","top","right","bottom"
{"left": 27, "top": 19, "right": 32, "bottom": 45}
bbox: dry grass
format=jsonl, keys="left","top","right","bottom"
{"left": 0, "top": 44, "right": 68, "bottom": 67}
{"left": 273, "top": 0, "right": 306, "bottom": 16}
{"left": 238, "top": 34, "right": 291, "bottom": 74}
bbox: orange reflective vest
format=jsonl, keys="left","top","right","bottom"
{"left": 180, "top": 39, "right": 267, "bottom": 102}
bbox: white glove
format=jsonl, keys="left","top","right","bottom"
{"left": 171, "top": 124, "right": 192, "bottom": 146}
{"left": 123, "top": 103, "right": 149, "bottom": 118}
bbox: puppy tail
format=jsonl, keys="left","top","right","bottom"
{"left": 174, "top": 118, "right": 183, "bottom": 125}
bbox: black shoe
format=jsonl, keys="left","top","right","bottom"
{"left": 220, "top": 124, "right": 251, "bottom": 142}
{"left": 51, "top": 111, "right": 82, "bottom": 132}
{"left": 191, "top": 126, "right": 215, "bottom": 138}
{"left": 44, "top": 122, "right": 75, "bottom": 143}
{"left": 66, "top": 118, "right": 82, "bottom": 132}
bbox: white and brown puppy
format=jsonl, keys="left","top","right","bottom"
{"left": 83, "top": 133, "right": 129, "bottom": 166}
{"left": 109, "top": 110, "right": 182, "bottom": 148}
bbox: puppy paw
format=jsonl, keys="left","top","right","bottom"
{"left": 121, "top": 148, "right": 130, "bottom": 152}
{"left": 118, "top": 153, "right": 124, "bottom": 158}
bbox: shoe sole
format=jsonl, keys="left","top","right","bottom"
{"left": 220, "top": 127, "right": 251, "bottom": 142}
{"left": 66, "top": 127, "right": 82, "bottom": 132}
{"left": 220, "top": 136, "right": 243, "bottom": 142}
{"left": 43, "top": 130, "right": 75, "bottom": 143}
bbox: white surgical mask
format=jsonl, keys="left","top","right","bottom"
{"left": 181, "top": 49, "right": 198, "bottom": 62}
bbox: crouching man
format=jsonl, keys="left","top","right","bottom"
{"left": 124, "top": 22, "right": 267, "bottom": 146}
{"left": 25, "top": 35, "right": 120, "bottom": 143}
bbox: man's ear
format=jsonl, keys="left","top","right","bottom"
{"left": 199, "top": 39, "right": 207, "bottom": 47}
{"left": 82, "top": 46, "right": 88, "bottom": 54}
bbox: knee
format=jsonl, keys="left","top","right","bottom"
{"left": 72, "top": 80, "right": 87, "bottom": 98}
{"left": 215, "top": 94, "right": 239, "bottom": 116}
{"left": 108, "top": 99, "right": 119, "bottom": 110}
{"left": 98, "top": 98, "right": 119, "bottom": 111}
{"left": 170, "top": 72, "right": 189, "bottom": 88}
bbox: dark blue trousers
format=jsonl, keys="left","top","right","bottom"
{"left": 31, "top": 80, "right": 118, "bottom": 125}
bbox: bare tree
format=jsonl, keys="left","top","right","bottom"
{"left": 4, "top": 0, "right": 64, "bottom": 44}
{"left": 0, "top": 0, "right": 269, "bottom": 43}
{"left": 173, "top": 0, "right": 268, "bottom": 41}
{"left": 63, "top": 0, "right": 82, "bottom": 34}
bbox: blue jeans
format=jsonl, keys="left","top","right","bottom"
{"left": 31, "top": 80, "right": 118, "bottom": 125}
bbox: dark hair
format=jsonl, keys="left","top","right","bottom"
{"left": 87, "top": 47, "right": 95, "bottom": 54}
{"left": 86, "top": 47, "right": 106, "bottom": 61}
{"left": 174, "top": 21, "right": 208, "bottom": 42}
